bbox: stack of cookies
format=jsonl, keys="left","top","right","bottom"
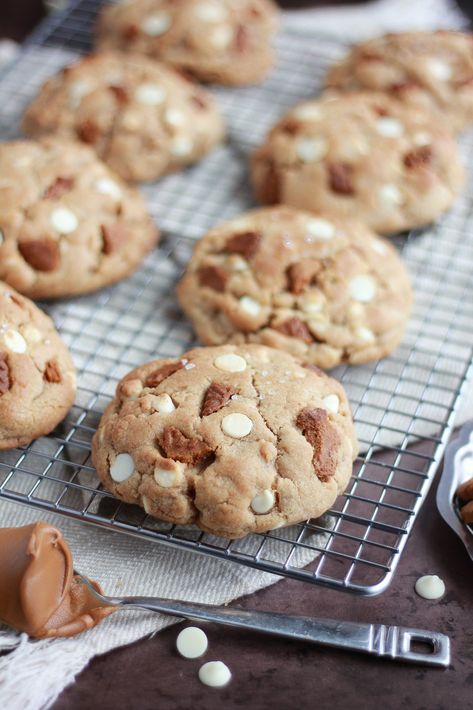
{"left": 1, "top": 6, "right": 472, "bottom": 539}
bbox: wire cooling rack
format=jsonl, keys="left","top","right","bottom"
{"left": 0, "top": 0, "right": 473, "bottom": 595}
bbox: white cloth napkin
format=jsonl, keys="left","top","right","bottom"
{"left": 0, "top": 2, "right": 470, "bottom": 710}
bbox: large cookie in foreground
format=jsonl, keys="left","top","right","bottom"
{"left": 177, "top": 207, "right": 412, "bottom": 369}
{"left": 22, "top": 52, "right": 224, "bottom": 182}
{"left": 250, "top": 92, "right": 465, "bottom": 234}
{"left": 95, "top": 0, "right": 279, "bottom": 86}
{"left": 0, "top": 282, "right": 76, "bottom": 450}
{"left": 92, "top": 344, "right": 358, "bottom": 538}
{"left": 325, "top": 31, "right": 473, "bottom": 133}
{"left": 0, "top": 138, "right": 158, "bottom": 299}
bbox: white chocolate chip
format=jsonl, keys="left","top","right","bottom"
{"left": 415, "top": 574, "right": 445, "bottom": 600}
{"left": 68, "top": 80, "right": 91, "bottom": 108}
{"left": 221, "top": 412, "right": 253, "bottom": 438}
{"left": 152, "top": 393, "right": 175, "bottom": 414}
{"left": 413, "top": 131, "right": 432, "bottom": 147}
{"left": 301, "top": 293, "right": 324, "bottom": 315}
{"left": 355, "top": 326, "right": 376, "bottom": 344}
{"left": 164, "top": 109, "right": 186, "bottom": 127}
{"left": 376, "top": 117, "right": 404, "bottom": 138}
{"left": 349, "top": 275, "right": 377, "bottom": 303}
{"left": 176, "top": 626, "right": 208, "bottom": 659}
{"left": 21, "top": 325, "right": 41, "bottom": 344}
{"left": 214, "top": 353, "right": 247, "bottom": 373}
{"left": 50, "top": 207, "right": 78, "bottom": 234}
{"left": 210, "top": 25, "right": 233, "bottom": 48}
{"left": 94, "top": 178, "right": 122, "bottom": 200}
{"left": 232, "top": 257, "right": 247, "bottom": 272}
{"left": 322, "top": 394, "right": 339, "bottom": 414}
{"left": 305, "top": 217, "right": 335, "bottom": 241}
{"left": 198, "top": 661, "right": 231, "bottom": 688}
{"left": 294, "top": 104, "right": 322, "bottom": 121}
{"left": 251, "top": 489, "right": 275, "bottom": 514}
{"left": 378, "top": 184, "right": 404, "bottom": 206}
{"left": 295, "top": 137, "right": 327, "bottom": 163}
{"left": 371, "top": 239, "right": 387, "bottom": 255}
{"left": 195, "top": 2, "right": 227, "bottom": 22}
{"left": 4, "top": 329, "right": 27, "bottom": 354}
{"left": 135, "top": 83, "right": 166, "bottom": 106}
{"left": 239, "top": 296, "right": 261, "bottom": 317}
{"left": 141, "top": 13, "right": 172, "bottom": 36}
{"left": 426, "top": 58, "right": 452, "bottom": 81}
{"left": 171, "top": 136, "right": 193, "bottom": 158}
{"left": 154, "top": 468, "right": 178, "bottom": 488}
{"left": 110, "top": 453, "right": 135, "bottom": 482}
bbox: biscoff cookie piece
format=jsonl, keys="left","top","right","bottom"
{"left": 0, "top": 137, "right": 158, "bottom": 299}
{"left": 95, "top": 0, "right": 279, "bottom": 86}
{"left": 251, "top": 92, "right": 464, "bottom": 235}
{"left": 325, "top": 31, "right": 473, "bottom": 133}
{"left": 177, "top": 207, "right": 412, "bottom": 369}
{"left": 92, "top": 344, "right": 358, "bottom": 538}
{"left": 22, "top": 52, "right": 224, "bottom": 182}
{"left": 0, "top": 282, "right": 76, "bottom": 449}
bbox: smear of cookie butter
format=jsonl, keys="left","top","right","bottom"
{"left": 0, "top": 522, "right": 115, "bottom": 638}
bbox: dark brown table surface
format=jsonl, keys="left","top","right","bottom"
{"left": 53, "top": 439, "right": 473, "bottom": 710}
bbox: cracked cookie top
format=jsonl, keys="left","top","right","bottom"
{"left": 92, "top": 344, "right": 358, "bottom": 538}
{"left": 177, "top": 206, "right": 412, "bottom": 370}
{"left": 95, "top": 0, "right": 279, "bottom": 86}
{"left": 325, "top": 31, "right": 473, "bottom": 133}
{"left": 250, "top": 91, "right": 465, "bottom": 234}
{"left": 0, "top": 282, "right": 76, "bottom": 450}
{"left": 0, "top": 137, "right": 158, "bottom": 299}
{"left": 22, "top": 51, "right": 225, "bottom": 182}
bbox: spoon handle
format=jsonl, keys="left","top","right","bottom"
{"left": 111, "top": 596, "right": 449, "bottom": 667}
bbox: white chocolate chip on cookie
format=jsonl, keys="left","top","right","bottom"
{"left": 251, "top": 489, "right": 275, "bottom": 514}
{"left": 135, "top": 83, "right": 166, "bottom": 106}
{"left": 152, "top": 393, "right": 176, "bottom": 414}
{"left": 141, "top": 13, "right": 172, "bottom": 36}
{"left": 221, "top": 412, "right": 253, "bottom": 438}
{"left": 239, "top": 296, "right": 261, "bottom": 317}
{"left": 110, "top": 453, "right": 135, "bottom": 482}
{"left": 305, "top": 217, "right": 335, "bottom": 241}
{"left": 322, "top": 394, "right": 340, "bottom": 414}
{"left": 296, "top": 137, "right": 327, "bottom": 163}
{"left": 50, "top": 207, "right": 78, "bottom": 234}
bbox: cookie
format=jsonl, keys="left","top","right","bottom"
{"left": 95, "top": 0, "right": 279, "bottom": 86}
{"left": 0, "top": 282, "right": 76, "bottom": 449}
{"left": 325, "top": 31, "right": 473, "bottom": 133}
{"left": 92, "top": 344, "right": 358, "bottom": 538}
{"left": 177, "top": 207, "right": 412, "bottom": 369}
{"left": 0, "top": 137, "right": 158, "bottom": 299}
{"left": 22, "top": 52, "right": 224, "bottom": 182}
{"left": 250, "top": 92, "right": 465, "bottom": 235}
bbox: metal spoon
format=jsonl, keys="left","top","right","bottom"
{"left": 75, "top": 571, "right": 450, "bottom": 667}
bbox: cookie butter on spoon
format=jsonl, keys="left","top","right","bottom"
{"left": 0, "top": 522, "right": 115, "bottom": 638}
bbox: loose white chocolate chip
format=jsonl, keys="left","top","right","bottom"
{"left": 426, "top": 58, "right": 452, "bottom": 81}
{"left": 110, "top": 453, "right": 135, "bottom": 482}
{"left": 210, "top": 25, "right": 233, "bottom": 48}
{"left": 251, "top": 489, "right": 275, "bottom": 514}
{"left": 322, "top": 394, "right": 339, "bottom": 414}
{"left": 355, "top": 326, "right": 376, "bottom": 344}
{"left": 171, "top": 136, "right": 193, "bottom": 158}
{"left": 50, "top": 207, "right": 78, "bottom": 234}
{"left": 349, "top": 275, "right": 377, "bottom": 303}
{"left": 135, "top": 83, "right": 166, "bottom": 106}
{"left": 415, "top": 574, "right": 445, "bottom": 600}
{"left": 378, "top": 184, "right": 404, "bottom": 207}
{"left": 239, "top": 296, "right": 261, "bottom": 317}
{"left": 198, "top": 661, "right": 231, "bottom": 688}
{"left": 141, "top": 13, "right": 172, "bottom": 36}
{"left": 295, "top": 137, "right": 327, "bottom": 163}
{"left": 21, "top": 325, "right": 41, "bottom": 344}
{"left": 153, "top": 393, "right": 176, "bottom": 414}
{"left": 195, "top": 2, "right": 227, "bottom": 21}
{"left": 221, "top": 412, "right": 253, "bottom": 438}
{"left": 95, "top": 178, "right": 122, "bottom": 200}
{"left": 305, "top": 217, "right": 335, "bottom": 241}
{"left": 294, "top": 104, "right": 321, "bottom": 121}
{"left": 4, "top": 329, "right": 27, "bottom": 354}
{"left": 376, "top": 117, "right": 404, "bottom": 138}
{"left": 214, "top": 353, "right": 247, "bottom": 373}
{"left": 154, "top": 468, "right": 178, "bottom": 488}
{"left": 176, "top": 626, "right": 208, "bottom": 659}
{"left": 164, "top": 109, "right": 186, "bottom": 127}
